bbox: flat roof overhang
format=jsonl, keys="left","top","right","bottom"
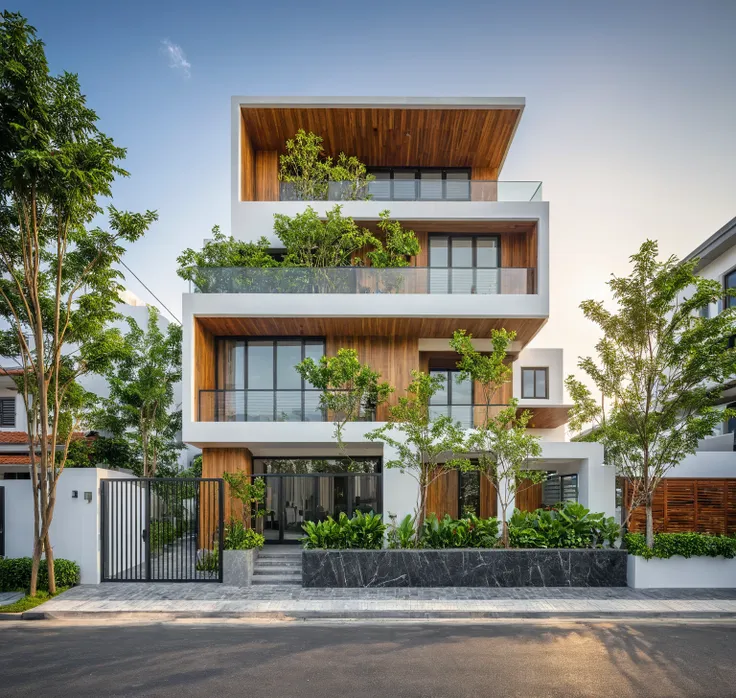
{"left": 236, "top": 96, "right": 525, "bottom": 175}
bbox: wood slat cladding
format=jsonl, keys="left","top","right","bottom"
{"left": 240, "top": 107, "right": 522, "bottom": 170}
{"left": 240, "top": 115, "right": 255, "bottom": 201}
{"left": 480, "top": 475, "right": 498, "bottom": 518}
{"left": 523, "top": 406, "right": 570, "bottom": 429}
{"left": 625, "top": 478, "right": 736, "bottom": 535}
{"left": 194, "top": 319, "right": 216, "bottom": 421}
{"left": 201, "top": 447, "right": 253, "bottom": 525}
{"left": 326, "top": 335, "right": 418, "bottom": 419}
{"left": 255, "top": 151, "right": 279, "bottom": 201}
{"left": 426, "top": 471, "right": 459, "bottom": 520}
{"left": 197, "top": 316, "right": 546, "bottom": 346}
{"left": 516, "top": 480, "right": 544, "bottom": 512}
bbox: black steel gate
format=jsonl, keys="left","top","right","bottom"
{"left": 0, "top": 486, "right": 4, "bottom": 558}
{"left": 101, "top": 478, "right": 223, "bottom": 582}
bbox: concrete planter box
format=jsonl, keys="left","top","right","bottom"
{"left": 223, "top": 549, "right": 258, "bottom": 586}
{"left": 302, "top": 549, "right": 628, "bottom": 588}
{"left": 627, "top": 554, "right": 736, "bottom": 588}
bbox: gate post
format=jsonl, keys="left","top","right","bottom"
{"left": 145, "top": 480, "right": 152, "bottom": 581}
{"left": 218, "top": 479, "right": 225, "bottom": 583}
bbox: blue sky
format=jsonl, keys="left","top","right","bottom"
{"left": 12, "top": 0, "right": 736, "bottom": 367}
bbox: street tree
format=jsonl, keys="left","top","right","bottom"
{"left": 0, "top": 12, "right": 156, "bottom": 594}
{"left": 566, "top": 240, "right": 736, "bottom": 548}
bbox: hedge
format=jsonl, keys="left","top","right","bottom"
{"left": 625, "top": 532, "right": 736, "bottom": 560}
{"left": 0, "top": 557, "right": 81, "bottom": 592}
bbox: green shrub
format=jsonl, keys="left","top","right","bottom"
{"left": 223, "top": 520, "right": 265, "bottom": 550}
{"left": 0, "top": 557, "right": 80, "bottom": 592}
{"left": 149, "top": 521, "right": 179, "bottom": 551}
{"left": 196, "top": 545, "right": 219, "bottom": 572}
{"left": 420, "top": 514, "right": 500, "bottom": 549}
{"left": 302, "top": 511, "right": 386, "bottom": 549}
{"left": 508, "top": 502, "right": 620, "bottom": 549}
{"left": 625, "top": 532, "right": 736, "bottom": 560}
{"left": 387, "top": 513, "right": 417, "bottom": 549}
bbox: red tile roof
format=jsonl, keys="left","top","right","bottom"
{"left": 0, "top": 431, "right": 31, "bottom": 444}
{"left": 0, "top": 367, "right": 25, "bottom": 376}
{"left": 0, "top": 454, "right": 30, "bottom": 465}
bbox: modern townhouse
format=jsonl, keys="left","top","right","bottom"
{"left": 625, "top": 217, "right": 736, "bottom": 535}
{"left": 181, "top": 96, "right": 615, "bottom": 547}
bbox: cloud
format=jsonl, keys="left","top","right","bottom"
{"left": 160, "top": 39, "right": 191, "bottom": 77}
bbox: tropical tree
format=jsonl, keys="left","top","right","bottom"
{"left": 278, "top": 129, "right": 374, "bottom": 201}
{"left": 566, "top": 240, "right": 736, "bottom": 548}
{"left": 297, "top": 348, "right": 392, "bottom": 458}
{"left": 365, "top": 371, "right": 472, "bottom": 534}
{"left": 94, "top": 306, "right": 182, "bottom": 478}
{"left": 0, "top": 12, "right": 156, "bottom": 595}
{"left": 450, "top": 328, "right": 543, "bottom": 546}
{"left": 365, "top": 211, "right": 421, "bottom": 268}
{"left": 176, "top": 225, "right": 279, "bottom": 291}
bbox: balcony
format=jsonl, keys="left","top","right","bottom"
{"left": 279, "top": 180, "right": 543, "bottom": 203}
{"left": 190, "top": 266, "right": 536, "bottom": 295}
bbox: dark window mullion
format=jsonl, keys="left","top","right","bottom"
{"left": 272, "top": 341, "right": 277, "bottom": 421}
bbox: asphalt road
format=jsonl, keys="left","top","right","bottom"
{"left": 1, "top": 619, "right": 735, "bottom": 697}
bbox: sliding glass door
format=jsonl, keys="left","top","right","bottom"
{"left": 429, "top": 235, "right": 500, "bottom": 294}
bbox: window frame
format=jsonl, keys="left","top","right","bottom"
{"left": 429, "top": 368, "right": 474, "bottom": 427}
{"left": 214, "top": 337, "right": 326, "bottom": 422}
{"left": 428, "top": 234, "right": 501, "bottom": 294}
{"left": 521, "top": 367, "right": 549, "bottom": 400}
{"left": 0, "top": 396, "right": 16, "bottom": 428}
{"left": 724, "top": 266, "right": 736, "bottom": 309}
{"left": 366, "top": 167, "right": 471, "bottom": 201}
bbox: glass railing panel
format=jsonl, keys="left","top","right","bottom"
{"left": 190, "top": 267, "right": 536, "bottom": 294}
{"left": 277, "top": 180, "right": 542, "bottom": 202}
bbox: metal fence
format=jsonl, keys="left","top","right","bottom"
{"left": 101, "top": 478, "right": 223, "bottom": 583}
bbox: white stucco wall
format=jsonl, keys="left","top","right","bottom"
{"left": 2, "top": 468, "right": 135, "bottom": 584}
{"left": 513, "top": 347, "right": 564, "bottom": 405}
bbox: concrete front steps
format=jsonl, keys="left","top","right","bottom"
{"left": 252, "top": 548, "right": 302, "bottom": 585}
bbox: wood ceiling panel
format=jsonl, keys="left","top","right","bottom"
{"left": 196, "top": 316, "right": 546, "bottom": 346}
{"left": 240, "top": 107, "right": 522, "bottom": 171}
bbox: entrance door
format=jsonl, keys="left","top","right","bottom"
{"left": 263, "top": 476, "right": 318, "bottom": 544}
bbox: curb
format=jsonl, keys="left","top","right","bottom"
{"left": 23, "top": 609, "right": 736, "bottom": 621}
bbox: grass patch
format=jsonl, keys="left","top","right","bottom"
{"left": 0, "top": 587, "right": 69, "bottom": 613}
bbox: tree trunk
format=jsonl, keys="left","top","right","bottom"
{"left": 30, "top": 537, "right": 42, "bottom": 597}
{"left": 415, "top": 483, "right": 427, "bottom": 547}
{"left": 44, "top": 531, "right": 56, "bottom": 594}
{"left": 501, "top": 513, "right": 509, "bottom": 549}
{"left": 645, "top": 497, "right": 655, "bottom": 549}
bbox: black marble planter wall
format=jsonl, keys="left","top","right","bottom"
{"left": 302, "top": 549, "right": 628, "bottom": 587}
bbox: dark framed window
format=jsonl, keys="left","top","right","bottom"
{"left": 725, "top": 267, "right": 736, "bottom": 309}
{"left": 428, "top": 234, "right": 500, "bottom": 294}
{"left": 521, "top": 368, "right": 548, "bottom": 399}
{"left": 459, "top": 470, "right": 481, "bottom": 517}
{"left": 429, "top": 369, "right": 473, "bottom": 428}
{"left": 725, "top": 402, "right": 736, "bottom": 436}
{"left": 214, "top": 338, "right": 325, "bottom": 422}
{"left": 367, "top": 168, "right": 470, "bottom": 201}
{"left": 0, "top": 397, "right": 15, "bottom": 428}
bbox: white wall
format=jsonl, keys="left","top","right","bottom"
{"left": 2, "top": 468, "right": 136, "bottom": 584}
{"left": 660, "top": 450, "right": 736, "bottom": 479}
{"left": 0, "top": 388, "right": 26, "bottom": 433}
{"left": 513, "top": 347, "right": 564, "bottom": 405}
{"left": 628, "top": 555, "right": 736, "bottom": 589}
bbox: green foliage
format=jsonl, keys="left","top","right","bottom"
{"left": 507, "top": 502, "right": 620, "bottom": 549}
{"left": 274, "top": 205, "right": 375, "bottom": 268}
{"left": 566, "top": 240, "right": 736, "bottom": 548}
{"left": 420, "top": 514, "right": 500, "bottom": 549}
{"left": 386, "top": 513, "right": 417, "bottom": 549}
{"left": 366, "top": 371, "right": 472, "bottom": 530}
{"left": 222, "top": 473, "right": 266, "bottom": 527}
{"left": 0, "top": 587, "right": 68, "bottom": 613}
{"left": 624, "top": 532, "right": 736, "bottom": 560}
{"left": 176, "top": 225, "right": 279, "bottom": 288}
{"left": 93, "top": 306, "right": 182, "bottom": 478}
{"left": 278, "top": 129, "right": 374, "bottom": 201}
{"left": 223, "top": 519, "right": 265, "bottom": 550}
{"left": 366, "top": 211, "right": 421, "bottom": 268}
{"left": 297, "top": 348, "right": 392, "bottom": 454}
{"left": 189, "top": 455, "right": 203, "bottom": 478}
{"left": 149, "top": 521, "right": 179, "bottom": 551}
{"left": 0, "top": 11, "right": 155, "bottom": 594}
{"left": 195, "top": 545, "right": 219, "bottom": 572}
{"left": 301, "top": 511, "right": 386, "bottom": 549}
{"left": 0, "top": 557, "right": 80, "bottom": 592}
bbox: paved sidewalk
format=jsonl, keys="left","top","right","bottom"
{"left": 26, "top": 584, "right": 736, "bottom": 620}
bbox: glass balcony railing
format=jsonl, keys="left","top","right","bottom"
{"left": 190, "top": 266, "right": 536, "bottom": 294}
{"left": 278, "top": 180, "right": 543, "bottom": 202}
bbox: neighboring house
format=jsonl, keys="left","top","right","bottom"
{"left": 181, "top": 96, "right": 615, "bottom": 544}
{"left": 0, "top": 291, "right": 197, "bottom": 479}
{"left": 625, "top": 217, "right": 736, "bottom": 535}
